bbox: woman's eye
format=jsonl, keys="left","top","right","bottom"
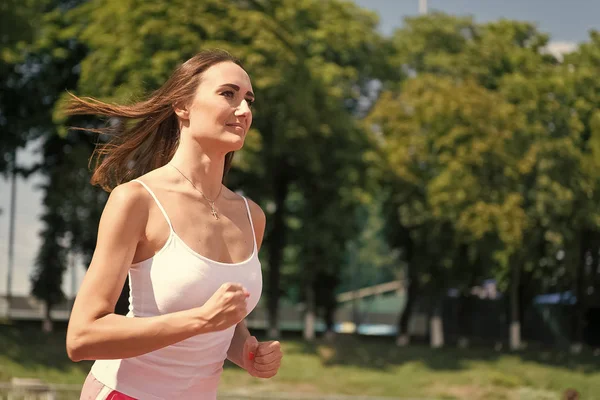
{"left": 221, "top": 91, "right": 253, "bottom": 107}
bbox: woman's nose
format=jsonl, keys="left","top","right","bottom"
{"left": 236, "top": 100, "right": 252, "bottom": 115}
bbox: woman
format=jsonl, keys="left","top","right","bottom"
{"left": 66, "top": 49, "right": 283, "bottom": 400}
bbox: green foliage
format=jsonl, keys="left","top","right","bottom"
{"left": 0, "top": 0, "right": 42, "bottom": 50}
{"left": 18, "top": 0, "right": 388, "bottom": 330}
{"left": 6, "top": 3, "right": 600, "bottom": 345}
{"left": 363, "top": 13, "right": 600, "bottom": 346}
{"left": 340, "top": 195, "right": 401, "bottom": 293}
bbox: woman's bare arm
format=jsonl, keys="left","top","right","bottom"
{"left": 66, "top": 183, "right": 213, "bottom": 361}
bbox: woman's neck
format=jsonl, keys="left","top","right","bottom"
{"left": 168, "top": 139, "right": 225, "bottom": 200}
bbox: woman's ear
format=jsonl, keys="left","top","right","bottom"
{"left": 173, "top": 102, "right": 190, "bottom": 120}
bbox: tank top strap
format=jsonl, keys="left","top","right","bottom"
{"left": 132, "top": 179, "right": 174, "bottom": 232}
{"left": 241, "top": 196, "right": 258, "bottom": 252}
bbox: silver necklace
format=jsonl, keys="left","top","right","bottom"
{"left": 168, "top": 163, "right": 222, "bottom": 220}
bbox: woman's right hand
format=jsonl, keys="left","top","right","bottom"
{"left": 198, "top": 283, "right": 250, "bottom": 333}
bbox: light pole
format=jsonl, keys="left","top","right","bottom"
{"left": 6, "top": 149, "right": 17, "bottom": 309}
{"left": 70, "top": 251, "right": 77, "bottom": 309}
{"left": 419, "top": 0, "right": 428, "bottom": 14}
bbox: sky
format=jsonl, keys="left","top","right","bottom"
{"left": 354, "top": 0, "right": 598, "bottom": 42}
{"left": 1, "top": 0, "right": 599, "bottom": 296}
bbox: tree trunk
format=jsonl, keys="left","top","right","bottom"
{"left": 352, "top": 287, "right": 361, "bottom": 334}
{"left": 323, "top": 303, "right": 336, "bottom": 340}
{"left": 510, "top": 260, "right": 521, "bottom": 351}
{"left": 429, "top": 295, "right": 444, "bottom": 348}
{"left": 303, "top": 283, "right": 316, "bottom": 341}
{"left": 518, "top": 271, "right": 530, "bottom": 340}
{"left": 351, "top": 253, "right": 362, "bottom": 334}
{"left": 397, "top": 261, "right": 417, "bottom": 346}
{"left": 316, "top": 273, "right": 337, "bottom": 338}
{"left": 395, "top": 229, "right": 416, "bottom": 346}
{"left": 572, "top": 230, "right": 589, "bottom": 352}
{"left": 266, "top": 170, "right": 288, "bottom": 339}
{"left": 42, "top": 301, "right": 53, "bottom": 333}
{"left": 457, "top": 245, "right": 475, "bottom": 348}
{"left": 456, "top": 294, "right": 471, "bottom": 348}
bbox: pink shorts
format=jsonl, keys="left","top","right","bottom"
{"left": 80, "top": 373, "right": 137, "bottom": 400}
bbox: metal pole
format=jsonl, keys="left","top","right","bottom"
{"left": 419, "top": 0, "right": 428, "bottom": 14}
{"left": 71, "top": 252, "right": 77, "bottom": 308}
{"left": 7, "top": 149, "right": 17, "bottom": 309}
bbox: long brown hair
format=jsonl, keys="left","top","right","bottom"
{"left": 65, "top": 49, "right": 243, "bottom": 192}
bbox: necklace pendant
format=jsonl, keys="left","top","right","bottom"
{"left": 211, "top": 207, "right": 219, "bottom": 220}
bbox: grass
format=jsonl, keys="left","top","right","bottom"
{"left": 1, "top": 324, "right": 600, "bottom": 399}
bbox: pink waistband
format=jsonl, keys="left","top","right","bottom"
{"left": 106, "top": 390, "right": 136, "bottom": 400}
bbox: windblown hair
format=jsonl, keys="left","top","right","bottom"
{"left": 65, "top": 49, "right": 243, "bottom": 192}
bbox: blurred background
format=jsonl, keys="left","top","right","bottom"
{"left": 1, "top": 0, "right": 600, "bottom": 399}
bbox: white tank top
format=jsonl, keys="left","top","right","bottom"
{"left": 91, "top": 179, "right": 263, "bottom": 400}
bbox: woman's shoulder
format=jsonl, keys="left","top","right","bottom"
{"left": 224, "top": 189, "right": 266, "bottom": 230}
{"left": 107, "top": 180, "right": 153, "bottom": 212}
{"left": 96, "top": 181, "right": 152, "bottom": 236}
{"left": 133, "top": 166, "right": 173, "bottom": 187}
{"left": 125, "top": 167, "right": 178, "bottom": 197}
{"left": 225, "top": 190, "right": 266, "bottom": 247}
{"left": 223, "top": 188, "right": 263, "bottom": 213}
{"left": 245, "top": 197, "right": 266, "bottom": 224}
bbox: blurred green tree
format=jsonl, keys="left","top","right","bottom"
{"left": 35, "top": 0, "right": 387, "bottom": 337}
{"left": 370, "top": 12, "right": 567, "bottom": 348}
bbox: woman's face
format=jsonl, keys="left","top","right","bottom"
{"left": 178, "top": 61, "right": 254, "bottom": 153}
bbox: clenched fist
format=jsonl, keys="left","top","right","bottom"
{"left": 242, "top": 336, "right": 283, "bottom": 379}
{"left": 199, "top": 283, "right": 249, "bottom": 333}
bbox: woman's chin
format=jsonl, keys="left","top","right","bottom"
{"left": 222, "top": 135, "right": 245, "bottom": 151}
{"left": 192, "top": 133, "right": 245, "bottom": 152}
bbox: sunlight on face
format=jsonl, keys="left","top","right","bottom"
{"left": 184, "top": 62, "right": 254, "bottom": 152}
